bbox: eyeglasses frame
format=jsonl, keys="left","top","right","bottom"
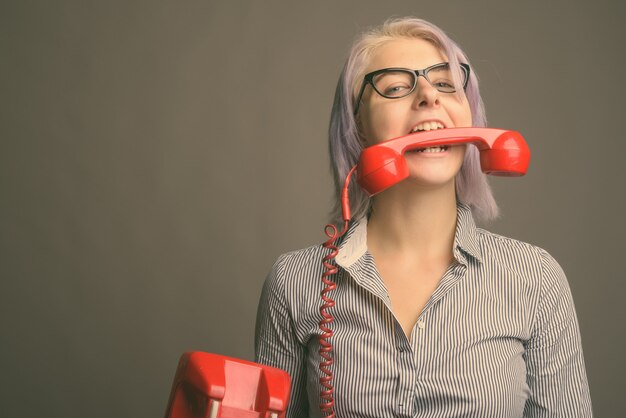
{"left": 353, "top": 62, "right": 471, "bottom": 115}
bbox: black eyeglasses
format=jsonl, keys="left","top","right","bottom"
{"left": 353, "top": 62, "right": 470, "bottom": 115}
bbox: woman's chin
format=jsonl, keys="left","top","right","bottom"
{"left": 405, "top": 164, "right": 461, "bottom": 185}
{"left": 402, "top": 174, "right": 457, "bottom": 190}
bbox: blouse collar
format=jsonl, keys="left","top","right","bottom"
{"left": 335, "top": 201, "right": 482, "bottom": 269}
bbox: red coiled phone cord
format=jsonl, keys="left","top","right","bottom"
{"left": 319, "top": 165, "right": 356, "bottom": 417}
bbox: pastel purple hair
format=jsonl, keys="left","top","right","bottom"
{"left": 328, "top": 17, "right": 499, "bottom": 224}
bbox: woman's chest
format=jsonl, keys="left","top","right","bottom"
{"left": 379, "top": 260, "right": 453, "bottom": 338}
{"left": 302, "top": 279, "right": 533, "bottom": 417}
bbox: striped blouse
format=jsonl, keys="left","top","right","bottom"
{"left": 255, "top": 202, "right": 593, "bottom": 417}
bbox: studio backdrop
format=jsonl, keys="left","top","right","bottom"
{"left": 1, "top": 1, "right": 624, "bottom": 417}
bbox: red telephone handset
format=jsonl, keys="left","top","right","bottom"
{"left": 357, "top": 127, "right": 530, "bottom": 196}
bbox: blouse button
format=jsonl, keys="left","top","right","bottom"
{"left": 417, "top": 321, "right": 425, "bottom": 329}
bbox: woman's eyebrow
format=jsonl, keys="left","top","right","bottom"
{"left": 427, "top": 64, "right": 451, "bottom": 73}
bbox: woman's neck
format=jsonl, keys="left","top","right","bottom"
{"left": 366, "top": 180, "right": 458, "bottom": 261}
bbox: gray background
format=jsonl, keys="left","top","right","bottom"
{"left": 1, "top": 1, "right": 624, "bottom": 417}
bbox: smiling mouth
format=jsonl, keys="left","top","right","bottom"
{"left": 408, "top": 122, "right": 450, "bottom": 153}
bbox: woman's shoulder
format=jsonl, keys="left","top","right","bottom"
{"left": 474, "top": 227, "right": 567, "bottom": 288}
{"left": 261, "top": 244, "right": 330, "bottom": 326}
{"left": 272, "top": 243, "right": 326, "bottom": 273}
{"left": 263, "top": 243, "right": 327, "bottom": 291}
{"left": 476, "top": 226, "right": 544, "bottom": 251}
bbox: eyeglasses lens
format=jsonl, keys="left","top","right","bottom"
{"left": 372, "top": 71, "right": 415, "bottom": 98}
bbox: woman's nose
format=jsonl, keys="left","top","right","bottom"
{"left": 412, "top": 76, "right": 440, "bottom": 108}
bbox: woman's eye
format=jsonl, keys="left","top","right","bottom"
{"left": 383, "top": 84, "right": 411, "bottom": 96}
{"left": 432, "top": 79, "right": 455, "bottom": 90}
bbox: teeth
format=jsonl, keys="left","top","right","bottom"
{"left": 411, "top": 145, "right": 449, "bottom": 153}
{"left": 410, "top": 121, "right": 445, "bottom": 133}
{"left": 420, "top": 146, "right": 447, "bottom": 153}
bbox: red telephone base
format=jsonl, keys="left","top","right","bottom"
{"left": 164, "top": 352, "right": 291, "bottom": 418}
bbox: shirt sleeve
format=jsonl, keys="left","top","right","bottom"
{"left": 522, "top": 249, "right": 593, "bottom": 417}
{"left": 255, "top": 255, "right": 310, "bottom": 417}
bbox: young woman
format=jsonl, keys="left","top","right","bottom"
{"left": 255, "top": 17, "right": 592, "bottom": 417}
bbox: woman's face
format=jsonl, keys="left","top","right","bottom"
{"left": 358, "top": 38, "right": 472, "bottom": 188}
